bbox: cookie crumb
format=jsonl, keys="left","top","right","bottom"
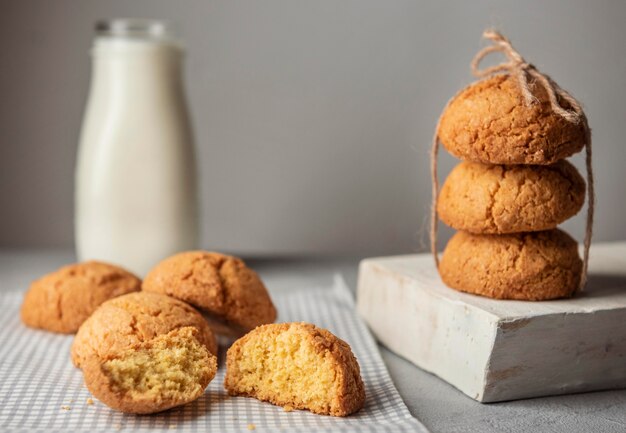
{"left": 283, "top": 405, "right": 294, "bottom": 412}
{"left": 86, "top": 398, "right": 94, "bottom": 405}
{"left": 61, "top": 405, "right": 71, "bottom": 411}
{"left": 114, "top": 423, "right": 123, "bottom": 431}
{"left": 247, "top": 423, "right": 256, "bottom": 431}
{"left": 168, "top": 424, "right": 177, "bottom": 430}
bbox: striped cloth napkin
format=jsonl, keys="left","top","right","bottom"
{"left": 0, "top": 275, "right": 428, "bottom": 433}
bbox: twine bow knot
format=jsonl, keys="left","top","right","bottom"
{"left": 471, "top": 30, "right": 583, "bottom": 124}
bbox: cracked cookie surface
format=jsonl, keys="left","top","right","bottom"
{"left": 438, "top": 74, "right": 586, "bottom": 165}
{"left": 142, "top": 251, "right": 277, "bottom": 336}
{"left": 439, "top": 229, "right": 582, "bottom": 300}
{"left": 71, "top": 292, "right": 217, "bottom": 368}
{"left": 21, "top": 261, "right": 141, "bottom": 334}
{"left": 437, "top": 160, "right": 585, "bottom": 234}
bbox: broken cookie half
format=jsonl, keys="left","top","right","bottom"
{"left": 82, "top": 327, "right": 217, "bottom": 414}
{"left": 225, "top": 322, "right": 365, "bottom": 416}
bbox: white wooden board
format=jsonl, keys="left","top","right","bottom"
{"left": 356, "top": 243, "right": 626, "bottom": 402}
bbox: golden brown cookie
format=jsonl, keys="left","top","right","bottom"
{"left": 71, "top": 292, "right": 217, "bottom": 368}
{"left": 438, "top": 74, "right": 586, "bottom": 165}
{"left": 224, "top": 322, "right": 365, "bottom": 417}
{"left": 83, "top": 327, "right": 217, "bottom": 414}
{"left": 437, "top": 160, "right": 585, "bottom": 234}
{"left": 142, "top": 251, "right": 277, "bottom": 336}
{"left": 20, "top": 261, "right": 141, "bottom": 334}
{"left": 439, "top": 229, "right": 582, "bottom": 300}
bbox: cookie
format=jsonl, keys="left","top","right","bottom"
{"left": 20, "top": 261, "right": 141, "bottom": 334}
{"left": 438, "top": 74, "right": 586, "bottom": 165}
{"left": 437, "top": 160, "right": 585, "bottom": 234}
{"left": 143, "top": 251, "right": 277, "bottom": 336}
{"left": 439, "top": 229, "right": 582, "bottom": 300}
{"left": 224, "top": 322, "right": 365, "bottom": 417}
{"left": 71, "top": 292, "right": 217, "bottom": 368}
{"left": 83, "top": 327, "right": 217, "bottom": 414}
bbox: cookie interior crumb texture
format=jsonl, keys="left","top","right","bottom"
{"left": 84, "top": 327, "right": 217, "bottom": 414}
{"left": 225, "top": 322, "right": 365, "bottom": 417}
{"left": 103, "top": 335, "right": 207, "bottom": 399}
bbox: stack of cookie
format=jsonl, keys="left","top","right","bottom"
{"left": 436, "top": 74, "right": 586, "bottom": 301}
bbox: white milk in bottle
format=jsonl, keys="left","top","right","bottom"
{"left": 75, "top": 20, "right": 198, "bottom": 276}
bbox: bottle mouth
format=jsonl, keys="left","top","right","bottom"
{"left": 95, "top": 19, "right": 173, "bottom": 40}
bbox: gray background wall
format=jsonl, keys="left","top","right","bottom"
{"left": 1, "top": 0, "right": 625, "bottom": 256}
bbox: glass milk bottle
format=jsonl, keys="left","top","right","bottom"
{"left": 75, "top": 20, "right": 198, "bottom": 276}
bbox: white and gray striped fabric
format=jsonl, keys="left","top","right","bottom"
{"left": 0, "top": 275, "right": 428, "bottom": 433}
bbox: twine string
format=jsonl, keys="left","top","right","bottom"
{"left": 431, "top": 29, "right": 594, "bottom": 290}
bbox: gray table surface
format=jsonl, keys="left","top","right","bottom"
{"left": 2, "top": 248, "right": 626, "bottom": 433}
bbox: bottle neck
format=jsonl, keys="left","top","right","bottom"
{"left": 90, "top": 38, "right": 184, "bottom": 95}
{"left": 89, "top": 19, "right": 184, "bottom": 93}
